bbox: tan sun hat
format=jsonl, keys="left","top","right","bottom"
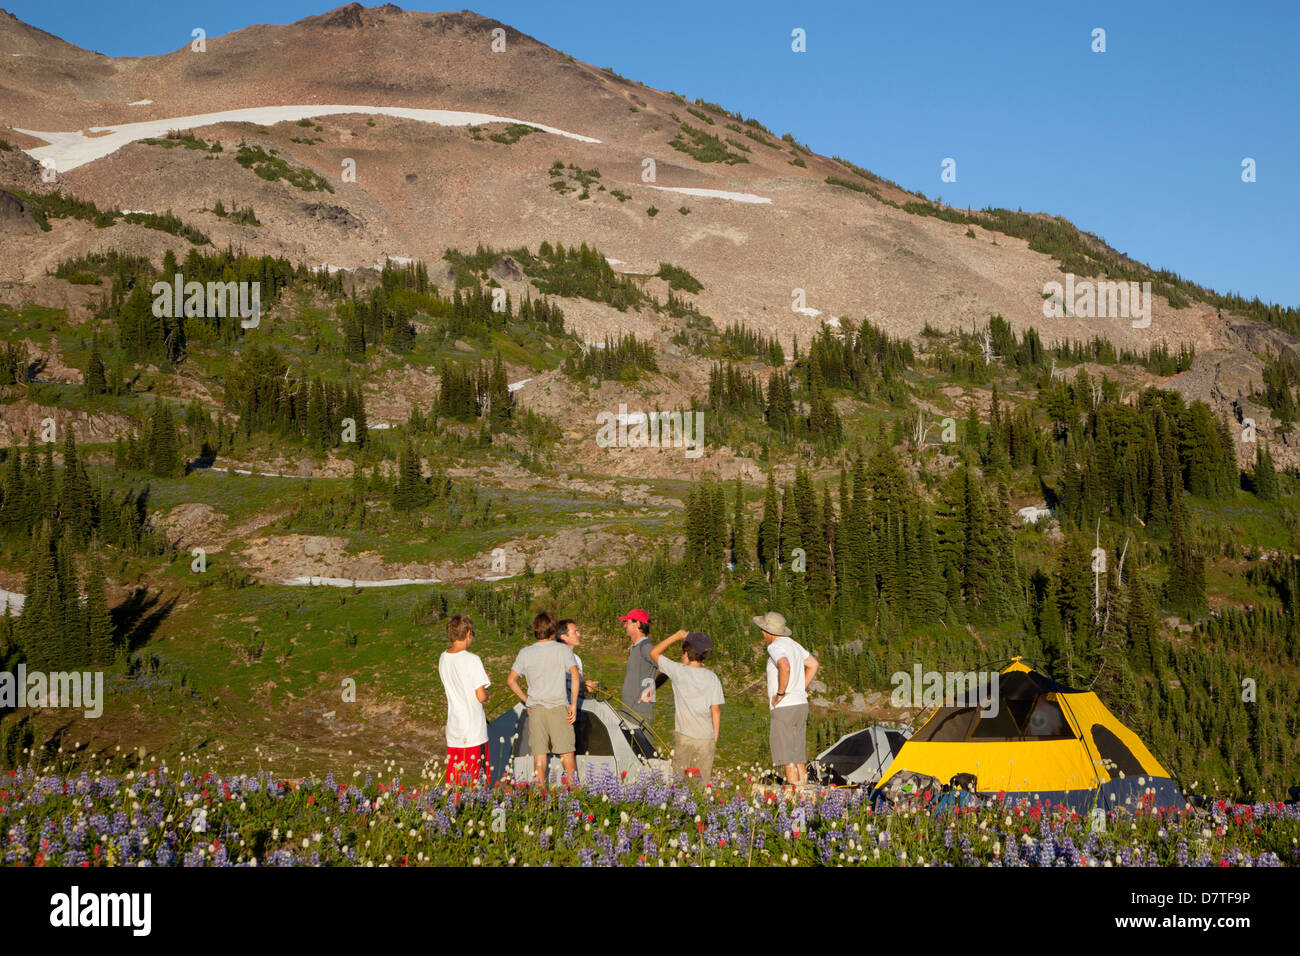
{"left": 752, "top": 611, "right": 791, "bottom": 637}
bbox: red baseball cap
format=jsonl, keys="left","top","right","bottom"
{"left": 619, "top": 609, "right": 650, "bottom": 624}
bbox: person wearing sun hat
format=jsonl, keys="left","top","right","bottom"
{"left": 619, "top": 608, "right": 666, "bottom": 722}
{"left": 753, "top": 611, "right": 818, "bottom": 785}
{"left": 649, "top": 629, "right": 724, "bottom": 783}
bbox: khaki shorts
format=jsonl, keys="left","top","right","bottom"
{"left": 672, "top": 732, "right": 716, "bottom": 783}
{"left": 770, "top": 703, "right": 808, "bottom": 766}
{"left": 528, "top": 704, "right": 575, "bottom": 755}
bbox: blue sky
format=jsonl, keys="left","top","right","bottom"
{"left": 9, "top": 0, "right": 1297, "bottom": 306}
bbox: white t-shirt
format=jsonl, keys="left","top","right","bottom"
{"left": 439, "top": 649, "right": 491, "bottom": 748}
{"left": 658, "top": 657, "right": 725, "bottom": 740}
{"left": 766, "top": 637, "right": 810, "bottom": 710}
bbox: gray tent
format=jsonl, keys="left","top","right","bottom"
{"left": 809, "top": 725, "right": 910, "bottom": 786}
{"left": 486, "top": 697, "right": 671, "bottom": 787}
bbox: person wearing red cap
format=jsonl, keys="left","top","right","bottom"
{"left": 619, "top": 609, "right": 666, "bottom": 722}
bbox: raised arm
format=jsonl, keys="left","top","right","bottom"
{"left": 649, "top": 629, "right": 688, "bottom": 663}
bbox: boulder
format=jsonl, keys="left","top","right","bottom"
{"left": 491, "top": 255, "right": 525, "bottom": 282}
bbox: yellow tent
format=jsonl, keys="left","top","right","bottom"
{"left": 876, "top": 658, "right": 1185, "bottom": 811}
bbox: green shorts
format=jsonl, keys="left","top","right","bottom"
{"left": 528, "top": 704, "right": 575, "bottom": 755}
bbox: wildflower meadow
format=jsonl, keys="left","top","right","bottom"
{"left": 3, "top": 754, "right": 1297, "bottom": 867}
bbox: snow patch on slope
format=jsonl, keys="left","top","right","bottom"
{"left": 17, "top": 104, "right": 602, "bottom": 172}
{"left": 645, "top": 185, "right": 772, "bottom": 205}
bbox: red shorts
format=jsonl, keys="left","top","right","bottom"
{"left": 445, "top": 744, "right": 490, "bottom": 785}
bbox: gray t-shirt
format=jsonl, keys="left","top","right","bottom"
{"left": 511, "top": 640, "right": 579, "bottom": 709}
{"left": 622, "top": 638, "right": 658, "bottom": 715}
{"left": 658, "top": 656, "right": 724, "bottom": 741}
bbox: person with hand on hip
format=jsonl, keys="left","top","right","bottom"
{"left": 753, "top": 611, "right": 818, "bottom": 785}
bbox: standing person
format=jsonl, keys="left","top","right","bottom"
{"left": 555, "top": 618, "right": 599, "bottom": 704}
{"left": 753, "top": 611, "right": 819, "bottom": 785}
{"left": 506, "top": 611, "right": 581, "bottom": 788}
{"left": 619, "top": 608, "right": 665, "bottom": 723}
{"left": 649, "top": 630, "right": 724, "bottom": 783}
{"left": 438, "top": 614, "right": 491, "bottom": 786}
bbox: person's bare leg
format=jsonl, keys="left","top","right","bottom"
{"left": 560, "top": 752, "right": 578, "bottom": 786}
{"left": 533, "top": 753, "right": 548, "bottom": 788}
{"left": 785, "top": 762, "right": 804, "bottom": 785}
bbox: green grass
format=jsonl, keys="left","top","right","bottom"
{"left": 141, "top": 131, "right": 222, "bottom": 152}
{"left": 825, "top": 176, "right": 882, "bottom": 200}
{"left": 656, "top": 263, "right": 703, "bottom": 293}
{"left": 234, "top": 144, "right": 334, "bottom": 193}
{"left": 488, "top": 124, "right": 537, "bottom": 145}
{"left": 668, "top": 124, "right": 750, "bottom": 165}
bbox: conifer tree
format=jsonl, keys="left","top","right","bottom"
{"left": 1055, "top": 534, "right": 1093, "bottom": 636}
{"left": 392, "top": 441, "right": 429, "bottom": 511}
{"left": 57, "top": 539, "right": 87, "bottom": 666}
{"left": 85, "top": 548, "right": 115, "bottom": 665}
{"left": 37, "top": 439, "right": 56, "bottom": 523}
{"left": 1037, "top": 579, "right": 1065, "bottom": 660}
{"left": 1252, "top": 443, "right": 1278, "bottom": 502}
{"left": 707, "top": 480, "right": 728, "bottom": 575}
{"left": 59, "top": 428, "right": 95, "bottom": 544}
{"left": 817, "top": 483, "right": 836, "bottom": 603}
{"left": 487, "top": 354, "right": 512, "bottom": 431}
{"left": 85, "top": 334, "right": 108, "bottom": 397}
{"left": 0, "top": 442, "right": 23, "bottom": 531}
{"left": 147, "top": 398, "right": 183, "bottom": 478}
{"left": 758, "top": 471, "right": 779, "bottom": 577}
{"left": 960, "top": 468, "right": 1001, "bottom": 619}
{"left": 964, "top": 403, "right": 981, "bottom": 451}
{"left": 16, "top": 522, "right": 61, "bottom": 669}
{"left": 1126, "top": 566, "right": 1158, "bottom": 673}
{"left": 781, "top": 483, "right": 807, "bottom": 612}
{"left": 844, "top": 457, "right": 870, "bottom": 613}
{"left": 730, "top": 476, "right": 751, "bottom": 574}
{"left": 917, "top": 511, "right": 943, "bottom": 622}
{"left": 1166, "top": 491, "right": 1206, "bottom": 614}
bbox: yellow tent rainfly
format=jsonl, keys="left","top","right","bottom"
{"left": 877, "top": 658, "right": 1186, "bottom": 812}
